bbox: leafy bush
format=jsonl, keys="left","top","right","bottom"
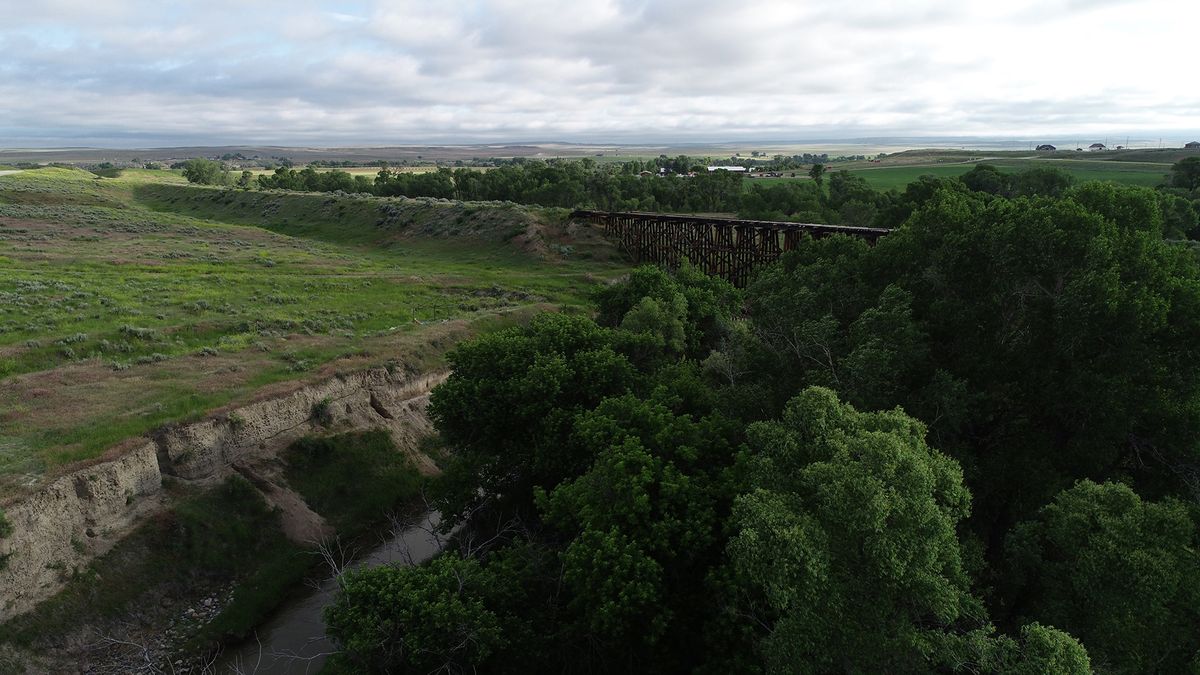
{"left": 310, "top": 397, "right": 334, "bottom": 426}
{"left": 326, "top": 554, "right": 503, "bottom": 674}
{"left": 284, "top": 430, "right": 421, "bottom": 533}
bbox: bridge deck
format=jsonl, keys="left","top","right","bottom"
{"left": 571, "top": 210, "right": 891, "bottom": 287}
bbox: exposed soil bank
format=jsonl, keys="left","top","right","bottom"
{"left": 0, "top": 366, "right": 446, "bottom": 623}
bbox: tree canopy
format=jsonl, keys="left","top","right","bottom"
{"left": 1005, "top": 480, "right": 1200, "bottom": 673}
{"left": 324, "top": 172, "right": 1200, "bottom": 673}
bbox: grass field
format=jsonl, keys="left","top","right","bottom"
{"left": 750, "top": 153, "right": 1174, "bottom": 192}
{"left": 0, "top": 168, "right": 624, "bottom": 495}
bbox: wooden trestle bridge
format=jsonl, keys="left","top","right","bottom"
{"left": 571, "top": 210, "right": 891, "bottom": 287}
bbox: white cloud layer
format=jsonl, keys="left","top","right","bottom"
{"left": 0, "top": 0, "right": 1197, "bottom": 145}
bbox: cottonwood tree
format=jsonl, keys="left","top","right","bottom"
{"left": 807, "top": 162, "right": 826, "bottom": 188}
{"left": 180, "top": 158, "right": 229, "bottom": 185}
{"left": 1170, "top": 156, "right": 1200, "bottom": 191}
{"left": 428, "top": 313, "right": 641, "bottom": 521}
{"left": 725, "top": 387, "right": 1089, "bottom": 673}
{"left": 738, "top": 183, "right": 1200, "bottom": 537}
{"left": 1004, "top": 480, "right": 1200, "bottom": 673}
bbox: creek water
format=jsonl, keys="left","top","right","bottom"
{"left": 214, "top": 511, "right": 444, "bottom": 674}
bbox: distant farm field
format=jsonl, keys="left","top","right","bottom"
{"left": 0, "top": 168, "right": 623, "bottom": 494}
{"left": 750, "top": 158, "right": 1172, "bottom": 192}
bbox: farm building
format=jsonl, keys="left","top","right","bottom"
{"left": 1036, "top": 144, "right": 1056, "bottom": 151}
{"left": 707, "top": 166, "right": 747, "bottom": 172}
{"left": 1089, "top": 143, "right": 1106, "bottom": 151}
{"left": 1186, "top": 141, "right": 1200, "bottom": 149}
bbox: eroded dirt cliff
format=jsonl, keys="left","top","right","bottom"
{"left": 0, "top": 366, "right": 446, "bottom": 622}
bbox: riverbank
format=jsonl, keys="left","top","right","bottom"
{"left": 0, "top": 428, "right": 439, "bottom": 673}
{"left": 216, "top": 511, "right": 445, "bottom": 674}
{"left": 0, "top": 361, "right": 449, "bottom": 622}
{"left": 0, "top": 361, "right": 451, "bottom": 672}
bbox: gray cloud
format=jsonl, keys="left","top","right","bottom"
{"left": 0, "top": 0, "right": 1196, "bottom": 146}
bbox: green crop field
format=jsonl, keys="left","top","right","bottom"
{"left": 848, "top": 165, "right": 981, "bottom": 190}
{"left": 749, "top": 156, "right": 1172, "bottom": 192}
{"left": 0, "top": 168, "right": 625, "bottom": 494}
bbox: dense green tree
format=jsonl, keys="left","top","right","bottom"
{"left": 1170, "top": 156, "right": 1200, "bottom": 191}
{"left": 743, "top": 184, "right": 1200, "bottom": 537}
{"left": 256, "top": 166, "right": 304, "bottom": 190}
{"left": 727, "top": 387, "right": 975, "bottom": 671}
{"left": 807, "top": 163, "right": 826, "bottom": 187}
{"left": 619, "top": 294, "right": 688, "bottom": 356}
{"left": 181, "top": 158, "right": 229, "bottom": 185}
{"left": 1010, "top": 166, "right": 1074, "bottom": 197}
{"left": 1158, "top": 191, "right": 1200, "bottom": 239}
{"left": 825, "top": 170, "right": 876, "bottom": 214}
{"left": 875, "top": 174, "right": 969, "bottom": 227}
{"left": 540, "top": 394, "right": 740, "bottom": 666}
{"left": 736, "top": 234, "right": 932, "bottom": 418}
{"left": 885, "top": 186, "right": 1200, "bottom": 518}
{"left": 233, "top": 154, "right": 853, "bottom": 219}
{"left": 326, "top": 554, "right": 504, "bottom": 674}
{"left": 1004, "top": 480, "right": 1200, "bottom": 673}
{"left": 961, "top": 163, "right": 1008, "bottom": 195}
{"left": 1065, "top": 181, "right": 1162, "bottom": 233}
{"left": 725, "top": 387, "right": 1088, "bottom": 673}
{"left": 836, "top": 198, "right": 877, "bottom": 226}
{"left": 959, "top": 165, "right": 1074, "bottom": 199}
{"left": 938, "top": 623, "right": 1091, "bottom": 674}
{"left": 739, "top": 181, "right": 823, "bottom": 221}
{"left": 428, "top": 313, "right": 640, "bottom": 520}
{"left": 594, "top": 263, "right": 741, "bottom": 359}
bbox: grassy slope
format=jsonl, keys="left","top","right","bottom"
{"left": 0, "top": 168, "right": 624, "bottom": 493}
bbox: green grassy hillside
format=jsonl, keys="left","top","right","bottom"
{"left": 0, "top": 168, "right": 624, "bottom": 494}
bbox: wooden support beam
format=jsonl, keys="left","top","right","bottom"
{"left": 569, "top": 210, "right": 889, "bottom": 288}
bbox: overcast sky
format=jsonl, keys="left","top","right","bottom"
{"left": 1, "top": 0, "right": 1197, "bottom": 147}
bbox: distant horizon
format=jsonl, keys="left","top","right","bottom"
{"left": 4, "top": 133, "right": 1200, "bottom": 154}
{"left": 3, "top": 2, "right": 1198, "bottom": 148}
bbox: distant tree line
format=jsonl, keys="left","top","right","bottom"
{"left": 179, "top": 156, "right": 1200, "bottom": 238}
{"left": 253, "top": 160, "right": 748, "bottom": 214}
